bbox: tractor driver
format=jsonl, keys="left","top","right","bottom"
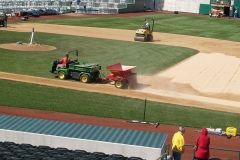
{"left": 50, "top": 53, "right": 69, "bottom": 73}
{"left": 143, "top": 19, "right": 150, "bottom": 30}
{"left": 57, "top": 53, "right": 69, "bottom": 69}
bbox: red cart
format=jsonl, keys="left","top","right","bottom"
{"left": 106, "top": 63, "right": 136, "bottom": 89}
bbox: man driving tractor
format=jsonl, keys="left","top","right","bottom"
{"left": 143, "top": 18, "right": 150, "bottom": 30}
{"left": 58, "top": 53, "right": 69, "bottom": 68}
{"left": 134, "top": 18, "right": 154, "bottom": 42}
{"left": 50, "top": 53, "right": 69, "bottom": 73}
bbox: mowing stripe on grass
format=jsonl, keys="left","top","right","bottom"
{"left": 0, "top": 79, "right": 239, "bottom": 128}
{"left": 38, "top": 14, "right": 240, "bottom": 42}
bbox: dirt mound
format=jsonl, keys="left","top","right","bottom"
{"left": 0, "top": 43, "right": 56, "bottom": 51}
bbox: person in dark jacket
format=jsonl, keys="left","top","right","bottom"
{"left": 3, "top": 13, "right": 7, "bottom": 27}
{"left": 194, "top": 128, "right": 210, "bottom": 160}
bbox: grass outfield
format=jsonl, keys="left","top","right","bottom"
{"left": 38, "top": 13, "right": 240, "bottom": 42}
{"left": 1, "top": 79, "right": 239, "bottom": 128}
{"left": 0, "top": 30, "right": 197, "bottom": 76}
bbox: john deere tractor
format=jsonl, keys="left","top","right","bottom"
{"left": 51, "top": 50, "right": 101, "bottom": 83}
{"left": 134, "top": 18, "right": 154, "bottom": 42}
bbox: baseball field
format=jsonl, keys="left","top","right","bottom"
{"left": 1, "top": 12, "right": 240, "bottom": 159}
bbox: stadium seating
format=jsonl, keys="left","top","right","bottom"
{"left": 0, "top": 114, "right": 167, "bottom": 159}
{"left": 0, "top": 0, "right": 136, "bottom": 15}
{"left": 73, "top": 0, "right": 135, "bottom": 14}
{"left": 0, "top": 141, "right": 144, "bottom": 160}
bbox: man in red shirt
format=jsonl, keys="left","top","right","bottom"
{"left": 59, "top": 54, "right": 69, "bottom": 65}
{"left": 57, "top": 53, "right": 69, "bottom": 68}
{"left": 50, "top": 54, "right": 69, "bottom": 73}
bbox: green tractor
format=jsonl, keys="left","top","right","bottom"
{"left": 51, "top": 50, "right": 101, "bottom": 83}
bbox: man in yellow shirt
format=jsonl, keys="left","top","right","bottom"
{"left": 172, "top": 126, "right": 185, "bottom": 160}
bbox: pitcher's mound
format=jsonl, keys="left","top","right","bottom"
{"left": 0, "top": 43, "right": 56, "bottom": 51}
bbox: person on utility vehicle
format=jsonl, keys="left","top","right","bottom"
{"left": 50, "top": 53, "right": 69, "bottom": 73}
{"left": 58, "top": 53, "right": 69, "bottom": 67}
{"left": 143, "top": 18, "right": 150, "bottom": 30}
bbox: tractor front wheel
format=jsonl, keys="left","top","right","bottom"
{"left": 80, "top": 74, "right": 90, "bottom": 83}
{"left": 58, "top": 71, "right": 66, "bottom": 80}
{"left": 115, "top": 80, "right": 125, "bottom": 89}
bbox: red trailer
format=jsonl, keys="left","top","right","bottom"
{"left": 106, "top": 63, "right": 136, "bottom": 89}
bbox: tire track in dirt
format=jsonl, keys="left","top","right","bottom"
{"left": 0, "top": 71, "right": 240, "bottom": 113}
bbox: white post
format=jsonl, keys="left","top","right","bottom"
{"left": 29, "top": 27, "right": 35, "bottom": 45}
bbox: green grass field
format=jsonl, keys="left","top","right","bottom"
{"left": 0, "top": 30, "right": 197, "bottom": 76}
{"left": 1, "top": 79, "right": 239, "bottom": 129}
{"left": 1, "top": 13, "right": 240, "bottom": 129}
{"left": 38, "top": 13, "right": 240, "bottom": 42}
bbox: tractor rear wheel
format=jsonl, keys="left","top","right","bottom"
{"left": 80, "top": 74, "right": 90, "bottom": 83}
{"left": 115, "top": 80, "right": 124, "bottom": 89}
{"left": 58, "top": 71, "right": 66, "bottom": 80}
{"left": 147, "top": 34, "right": 153, "bottom": 42}
{"left": 148, "top": 35, "right": 153, "bottom": 41}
